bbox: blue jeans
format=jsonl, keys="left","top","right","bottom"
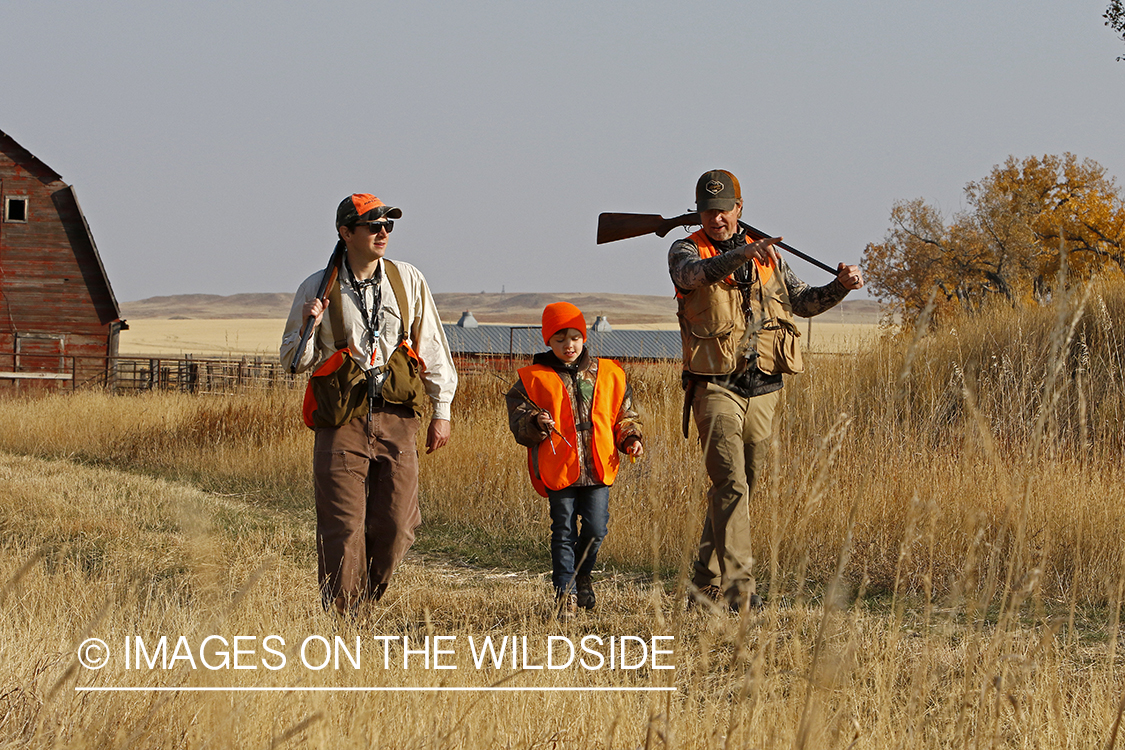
{"left": 547, "top": 484, "right": 610, "bottom": 597}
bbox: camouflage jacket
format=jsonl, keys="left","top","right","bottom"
{"left": 668, "top": 226, "right": 850, "bottom": 397}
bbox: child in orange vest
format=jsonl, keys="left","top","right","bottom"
{"left": 506, "top": 302, "right": 644, "bottom": 618}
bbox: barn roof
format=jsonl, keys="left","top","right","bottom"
{"left": 0, "top": 128, "right": 120, "bottom": 321}
{"left": 443, "top": 324, "right": 681, "bottom": 360}
{"left": 0, "top": 130, "right": 63, "bottom": 185}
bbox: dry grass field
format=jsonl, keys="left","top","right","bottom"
{"left": 118, "top": 318, "right": 290, "bottom": 357}
{"left": 4, "top": 280, "right": 1125, "bottom": 747}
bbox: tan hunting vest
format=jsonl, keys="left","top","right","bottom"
{"left": 676, "top": 229, "right": 804, "bottom": 377}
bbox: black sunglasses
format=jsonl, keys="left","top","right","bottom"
{"left": 358, "top": 220, "right": 394, "bottom": 234}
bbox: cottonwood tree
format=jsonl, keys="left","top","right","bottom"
{"left": 863, "top": 154, "right": 1125, "bottom": 325}
{"left": 1108, "top": 0, "right": 1125, "bottom": 60}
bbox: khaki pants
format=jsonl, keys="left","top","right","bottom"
{"left": 691, "top": 382, "right": 780, "bottom": 606}
{"left": 313, "top": 404, "right": 420, "bottom": 613}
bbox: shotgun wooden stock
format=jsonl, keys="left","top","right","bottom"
{"left": 289, "top": 240, "right": 345, "bottom": 374}
{"left": 596, "top": 212, "right": 698, "bottom": 244}
{"left": 596, "top": 212, "right": 837, "bottom": 275}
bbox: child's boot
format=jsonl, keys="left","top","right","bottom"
{"left": 576, "top": 575, "right": 596, "bottom": 610}
{"left": 556, "top": 592, "right": 578, "bottom": 621}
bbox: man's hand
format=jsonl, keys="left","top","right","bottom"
{"left": 742, "top": 236, "right": 783, "bottom": 266}
{"left": 302, "top": 296, "right": 329, "bottom": 328}
{"left": 836, "top": 263, "right": 864, "bottom": 290}
{"left": 426, "top": 418, "right": 451, "bottom": 454}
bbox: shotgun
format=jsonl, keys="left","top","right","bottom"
{"left": 288, "top": 240, "right": 346, "bottom": 374}
{"left": 596, "top": 211, "right": 838, "bottom": 275}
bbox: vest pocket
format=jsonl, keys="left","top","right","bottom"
{"left": 754, "top": 319, "right": 804, "bottom": 375}
{"left": 379, "top": 342, "right": 427, "bottom": 415}
{"left": 680, "top": 284, "right": 745, "bottom": 376}
{"left": 686, "top": 319, "right": 739, "bottom": 375}
{"left": 303, "top": 349, "right": 370, "bottom": 428}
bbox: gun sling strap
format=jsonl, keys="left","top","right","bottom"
{"left": 328, "top": 256, "right": 417, "bottom": 396}
{"left": 327, "top": 258, "right": 410, "bottom": 352}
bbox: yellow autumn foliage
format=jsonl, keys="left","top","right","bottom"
{"left": 864, "top": 153, "right": 1125, "bottom": 325}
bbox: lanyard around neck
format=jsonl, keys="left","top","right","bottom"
{"left": 345, "top": 259, "right": 383, "bottom": 365}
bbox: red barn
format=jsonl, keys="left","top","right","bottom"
{"left": 0, "top": 129, "right": 126, "bottom": 390}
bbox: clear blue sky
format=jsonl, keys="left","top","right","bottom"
{"left": 3, "top": 1, "right": 1122, "bottom": 302}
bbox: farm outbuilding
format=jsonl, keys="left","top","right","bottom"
{"left": 443, "top": 313, "right": 682, "bottom": 366}
{"left": 0, "top": 129, "right": 126, "bottom": 389}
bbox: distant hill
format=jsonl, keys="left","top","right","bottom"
{"left": 121, "top": 292, "right": 886, "bottom": 326}
{"left": 120, "top": 293, "right": 295, "bottom": 320}
{"left": 433, "top": 293, "right": 680, "bottom": 325}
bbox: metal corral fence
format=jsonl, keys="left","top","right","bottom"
{"left": 0, "top": 323, "right": 684, "bottom": 394}
{"left": 0, "top": 324, "right": 689, "bottom": 394}
{"left": 0, "top": 352, "right": 302, "bottom": 394}
{"left": 111, "top": 355, "right": 300, "bottom": 393}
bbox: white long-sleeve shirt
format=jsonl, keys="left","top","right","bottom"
{"left": 280, "top": 257, "right": 457, "bottom": 421}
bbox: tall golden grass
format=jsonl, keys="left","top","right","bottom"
{"left": 3, "top": 278, "right": 1125, "bottom": 747}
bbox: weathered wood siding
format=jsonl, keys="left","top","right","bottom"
{"left": 0, "top": 131, "right": 122, "bottom": 389}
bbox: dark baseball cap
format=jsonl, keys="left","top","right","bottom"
{"left": 336, "top": 194, "right": 403, "bottom": 227}
{"left": 695, "top": 170, "right": 742, "bottom": 212}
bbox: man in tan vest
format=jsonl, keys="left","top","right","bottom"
{"left": 669, "top": 169, "right": 863, "bottom": 612}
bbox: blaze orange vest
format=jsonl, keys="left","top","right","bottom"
{"left": 688, "top": 229, "right": 774, "bottom": 288}
{"left": 517, "top": 359, "right": 627, "bottom": 497}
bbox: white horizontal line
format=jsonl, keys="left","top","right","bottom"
{"left": 76, "top": 686, "right": 676, "bottom": 693}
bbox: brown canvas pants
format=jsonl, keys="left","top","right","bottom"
{"left": 313, "top": 404, "right": 420, "bottom": 613}
{"left": 691, "top": 381, "right": 780, "bottom": 607}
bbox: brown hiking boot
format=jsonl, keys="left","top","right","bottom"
{"left": 730, "top": 592, "right": 765, "bottom": 613}
{"left": 556, "top": 593, "right": 578, "bottom": 621}
{"left": 687, "top": 584, "right": 723, "bottom": 610}
{"left": 688, "top": 585, "right": 764, "bottom": 613}
{"left": 576, "top": 575, "right": 596, "bottom": 610}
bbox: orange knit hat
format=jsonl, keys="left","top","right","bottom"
{"left": 541, "top": 302, "right": 587, "bottom": 345}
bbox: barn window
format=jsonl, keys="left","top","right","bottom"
{"left": 4, "top": 196, "right": 27, "bottom": 223}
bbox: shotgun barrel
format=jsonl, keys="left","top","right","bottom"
{"left": 737, "top": 222, "right": 836, "bottom": 275}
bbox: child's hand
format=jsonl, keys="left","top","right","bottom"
{"left": 536, "top": 411, "right": 555, "bottom": 433}
{"left": 626, "top": 440, "right": 644, "bottom": 459}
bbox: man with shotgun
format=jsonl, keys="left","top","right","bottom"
{"left": 632, "top": 169, "right": 862, "bottom": 612}
{"left": 281, "top": 194, "right": 457, "bottom": 615}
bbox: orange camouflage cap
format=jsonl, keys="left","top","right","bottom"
{"left": 336, "top": 194, "right": 403, "bottom": 227}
